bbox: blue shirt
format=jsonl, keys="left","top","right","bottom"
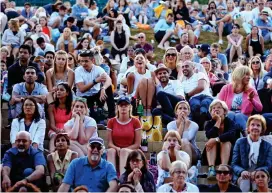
{"left": 154, "top": 19, "right": 175, "bottom": 33}
{"left": 71, "top": 4, "right": 89, "bottom": 20}
{"left": 193, "top": 53, "right": 228, "bottom": 66}
{"left": 63, "top": 157, "right": 117, "bottom": 192}
{"left": 2, "top": 146, "right": 46, "bottom": 183}
{"left": 255, "top": 18, "right": 272, "bottom": 37}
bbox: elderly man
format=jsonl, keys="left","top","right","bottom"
{"left": 152, "top": 64, "right": 184, "bottom": 124}
{"left": 255, "top": 10, "right": 272, "bottom": 43}
{"left": 58, "top": 137, "right": 118, "bottom": 192}
{"left": 180, "top": 60, "right": 213, "bottom": 129}
{"left": 2, "top": 131, "right": 46, "bottom": 191}
{"left": 134, "top": 33, "right": 154, "bottom": 60}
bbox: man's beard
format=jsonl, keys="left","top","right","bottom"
{"left": 90, "top": 155, "right": 99, "bottom": 161}
{"left": 18, "top": 148, "right": 25, "bottom": 152}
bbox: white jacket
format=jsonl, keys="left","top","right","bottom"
{"left": 10, "top": 118, "right": 46, "bottom": 151}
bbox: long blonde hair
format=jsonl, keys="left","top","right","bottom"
{"left": 59, "top": 28, "right": 74, "bottom": 42}
{"left": 8, "top": 19, "right": 19, "bottom": 31}
{"left": 231, "top": 66, "right": 252, "bottom": 91}
{"left": 163, "top": 47, "right": 180, "bottom": 70}
{"left": 53, "top": 50, "right": 68, "bottom": 73}
{"left": 248, "top": 56, "right": 266, "bottom": 78}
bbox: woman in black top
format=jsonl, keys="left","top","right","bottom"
{"left": 173, "top": 0, "right": 190, "bottom": 22}
{"left": 246, "top": 26, "right": 264, "bottom": 57}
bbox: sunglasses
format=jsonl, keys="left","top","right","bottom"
{"left": 252, "top": 61, "right": 260, "bottom": 64}
{"left": 138, "top": 36, "right": 144, "bottom": 39}
{"left": 216, "top": 170, "right": 230, "bottom": 175}
{"left": 166, "top": 53, "right": 177, "bottom": 57}
{"left": 74, "top": 97, "right": 87, "bottom": 103}
{"left": 90, "top": 144, "right": 102, "bottom": 150}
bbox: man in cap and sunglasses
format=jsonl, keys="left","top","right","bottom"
{"left": 198, "top": 164, "right": 242, "bottom": 192}
{"left": 58, "top": 137, "right": 118, "bottom": 192}
{"left": 255, "top": 10, "right": 272, "bottom": 43}
{"left": 152, "top": 63, "right": 185, "bottom": 124}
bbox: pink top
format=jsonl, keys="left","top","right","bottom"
{"left": 53, "top": 107, "right": 72, "bottom": 130}
{"left": 208, "top": 72, "right": 219, "bottom": 85}
{"left": 218, "top": 84, "right": 263, "bottom": 116}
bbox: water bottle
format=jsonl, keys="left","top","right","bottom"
{"left": 196, "top": 160, "right": 202, "bottom": 176}
{"left": 141, "top": 132, "right": 148, "bottom": 152}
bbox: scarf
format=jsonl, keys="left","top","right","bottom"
{"left": 247, "top": 135, "right": 261, "bottom": 167}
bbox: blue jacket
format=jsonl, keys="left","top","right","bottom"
{"left": 231, "top": 137, "right": 272, "bottom": 182}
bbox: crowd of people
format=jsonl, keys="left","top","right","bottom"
{"left": 1, "top": 0, "right": 272, "bottom": 192}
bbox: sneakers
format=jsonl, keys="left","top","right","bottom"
{"left": 209, "top": 20, "right": 217, "bottom": 27}
{"left": 218, "top": 39, "right": 223, "bottom": 44}
{"left": 207, "top": 166, "right": 216, "bottom": 180}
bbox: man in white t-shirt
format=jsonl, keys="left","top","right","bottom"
{"left": 180, "top": 61, "right": 213, "bottom": 129}
{"left": 75, "top": 50, "right": 115, "bottom": 120}
{"left": 152, "top": 64, "right": 185, "bottom": 124}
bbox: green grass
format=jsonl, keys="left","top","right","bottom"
{"left": 127, "top": 28, "right": 272, "bottom": 61}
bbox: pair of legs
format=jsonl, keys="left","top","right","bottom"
{"left": 127, "top": 74, "right": 155, "bottom": 114}
{"left": 229, "top": 45, "right": 242, "bottom": 63}
{"left": 58, "top": 41, "right": 74, "bottom": 53}
{"left": 206, "top": 141, "right": 232, "bottom": 166}
{"left": 49, "top": 133, "right": 57, "bottom": 152}
{"left": 138, "top": 15, "right": 148, "bottom": 24}
{"left": 69, "top": 140, "right": 87, "bottom": 157}
{"left": 181, "top": 139, "right": 198, "bottom": 166}
{"left": 216, "top": 15, "right": 232, "bottom": 42}
{"left": 115, "top": 53, "right": 126, "bottom": 63}
{"left": 6, "top": 45, "right": 19, "bottom": 58}
{"left": 107, "top": 148, "right": 132, "bottom": 174}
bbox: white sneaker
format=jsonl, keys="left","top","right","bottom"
{"left": 209, "top": 20, "right": 217, "bottom": 27}
{"left": 218, "top": 39, "right": 223, "bottom": 44}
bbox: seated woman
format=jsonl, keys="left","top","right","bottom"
{"left": 123, "top": 50, "right": 156, "bottom": 116}
{"left": 231, "top": 115, "right": 272, "bottom": 192}
{"left": 107, "top": 96, "right": 141, "bottom": 174}
{"left": 110, "top": 19, "right": 130, "bottom": 62}
{"left": 2, "top": 19, "right": 25, "bottom": 58}
{"left": 167, "top": 101, "right": 200, "bottom": 166}
{"left": 10, "top": 98, "right": 46, "bottom": 151}
{"left": 226, "top": 24, "right": 243, "bottom": 63}
{"left": 245, "top": 26, "right": 264, "bottom": 58}
{"left": 163, "top": 47, "right": 179, "bottom": 79}
{"left": 203, "top": 99, "right": 239, "bottom": 179}
{"left": 39, "top": 16, "right": 52, "bottom": 40}
{"left": 248, "top": 56, "right": 267, "bottom": 91}
{"left": 48, "top": 83, "right": 73, "bottom": 152}
{"left": 157, "top": 160, "right": 199, "bottom": 192}
{"left": 56, "top": 28, "right": 77, "bottom": 53}
{"left": 253, "top": 169, "right": 271, "bottom": 192}
{"left": 67, "top": 52, "right": 78, "bottom": 70}
{"left": 64, "top": 97, "right": 98, "bottom": 157}
{"left": 119, "top": 150, "right": 156, "bottom": 192}
{"left": 46, "top": 50, "right": 74, "bottom": 102}
{"left": 74, "top": 37, "right": 91, "bottom": 56}
{"left": 47, "top": 133, "right": 78, "bottom": 191}
{"left": 156, "top": 130, "right": 190, "bottom": 188}
{"left": 218, "top": 66, "right": 263, "bottom": 131}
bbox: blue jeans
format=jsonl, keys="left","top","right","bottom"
{"left": 189, "top": 94, "right": 213, "bottom": 115}
{"left": 263, "top": 113, "right": 272, "bottom": 134}
{"left": 152, "top": 91, "right": 183, "bottom": 124}
{"left": 227, "top": 111, "right": 248, "bottom": 134}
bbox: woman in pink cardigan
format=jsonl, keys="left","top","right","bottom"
{"left": 218, "top": 66, "right": 263, "bottom": 133}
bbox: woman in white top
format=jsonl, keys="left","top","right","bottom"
{"left": 10, "top": 98, "right": 46, "bottom": 151}
{"left": 157, "top": 160, "right": 199, "bottom": 192}
{"left": 249, "top": 56, "right": 267, "bottom": 91}
{"left": 156, "top": 130, "right": 191, "bottom": 188}
{"left": 126, "top": 50, "right": 156, "bottom": 115}
{"left": 167, "top": 101, "right": 200, "bottom": 165}
{"left": 64, "top": 97, "right": 98, "bottom": 157}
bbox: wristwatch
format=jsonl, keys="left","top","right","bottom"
{"left": 93, "top": 79, "right": 97, "bottom": 84}
{"left": 215, "top": 137, "right": 220, "bottom": 143}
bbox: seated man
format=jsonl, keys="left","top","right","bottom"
{"left": 255, "top": 10, "right": 272, "bottom": 43}
{"left": 175, "top": 32, "right": 195, "bottom": 52}
{"left": 180, "top": 61, "right": 213, "bottom": 129}
{"left": 10, "top": 66, "right": 48, "bottom": 118}
{"left": 48, "top": 5, "right": 69, "bottom": 29}
{"left": 1, "top": 131, "right": 46, "bottom": 191}
{"left": 208, "top": 43, "right": 228, "bottom": 73}
{"left": 192, "top": 44, "right": 210, "bottom": 63}
{"left": 75, "top": 50, "right": 115, "bottom": 121}
{"left": 58, "top": 137, "right": 118, "bottom": 192}
{"left": 152, "top": 64, "right": 184, "bottom": 124}
{"left": 154, "top": 13, "right": 175, "bottom": 50}
{"left": 34, "top": 37, "right": 55, "bottom": 56}
{"left": 134, "top": 33, "right": 154, "bottom": 60}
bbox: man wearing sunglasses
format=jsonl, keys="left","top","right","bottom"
{"left": 2, "top": 131, "right": 46, "bottom": 191}
{"left": 10, "top": 66, "right": 48, "bottom": 119}
{"left": 152, "top": 63, "right": 184, "bottom": 124}
{"left": 58, "top": 137, "right": 118, "bottom": 192}
{"left": 34, "top": 37, "right": 55, "bottom": 57}
{"left": 75, "top": 50, "right": 116, "bottom": 120}
{"left": 198, "top": 164, "right": 242, "bottom": 192}
{"left": 135, "top": 33, "right": 154, "bottom": 60}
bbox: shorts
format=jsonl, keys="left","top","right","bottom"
{"left": 154, "top": 30, "right": 166, "bottom": 43}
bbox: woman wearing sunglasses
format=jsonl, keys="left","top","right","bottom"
{"left": 248, "top": 56, "right": 267, "bottom": 91}
{"left": 163, "top": 47, "right": 180, "bottom": 79}
{"left": 245, "top": 26, "right": 264, "bottom": 58}
{"left": 253, "top": 169, "right": 271, "bottom": 192}
{"left": 157, "top": 160, "right": 199, "bottom": 192}
{"left": 48, "top": 83, "right": 73, "bottom": 152}
{"left": 10, "top": 98, "right": 46, "bottom": 151}
{"left": 64, "top": 97, "right": 98, "bottom": 157}
{"left": 119, "top": 150, "right": 156, "bottom": 192}
{"left": 107, "top": 96, "right": 142, "bottom": 175}
{"left": 47, "top": 133, "right": 78, "bottom": 191}
{"left": 198, "top": 164, "right": 242, "bottom": 192}
{"left": 232, "top": 115, "right": 272, "bottom": 192}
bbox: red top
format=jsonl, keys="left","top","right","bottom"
{"left": 107, "top": 117, "right": 142, "bottom": 148}
{"left": 53, "top": 107, "right": 72, "bottom": 130}
{"left": 42, "top": 26, "right": 51, "bottom": 38}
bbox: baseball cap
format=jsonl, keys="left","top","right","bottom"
{"left": 88, "top": 137, "right": 104, "bottom": 146}
{"left": 199, "top": 44, "right": 210, "bottom": 54}
{"left": 117, "top": 96, "right": 131, "bottom": 105}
